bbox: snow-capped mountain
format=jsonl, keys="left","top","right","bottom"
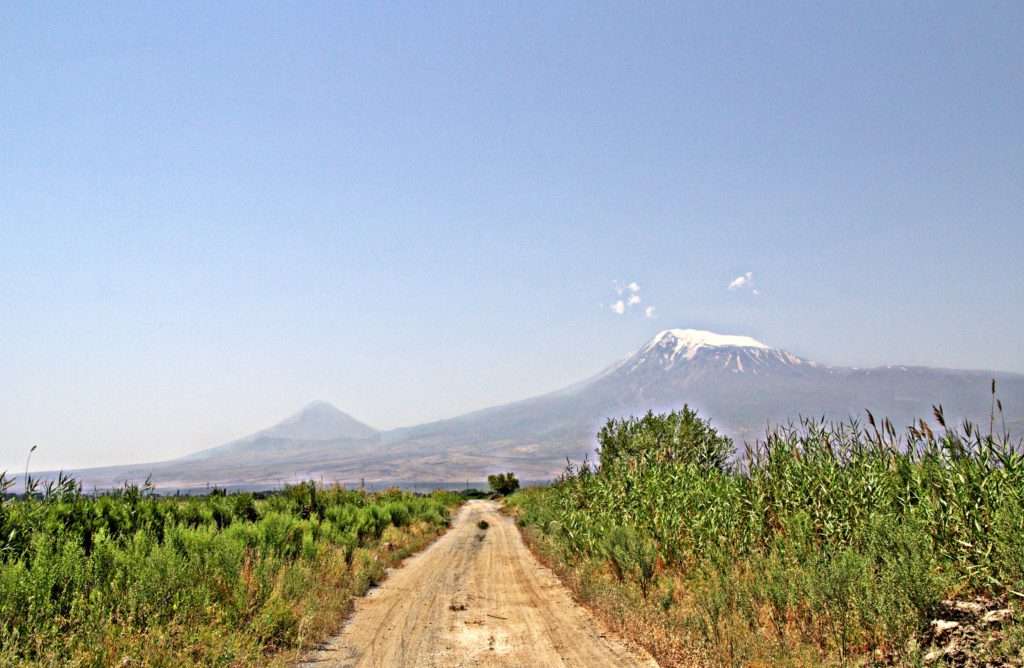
{"left": 639, "top": 328, "right": 773, "bottom": 362}
{"left": 610, "top": 328, "right": 809, "bottom": 376}
{"left": 361, "top": 329, "right": 1023, "bottom": 482}
{"left": 33, "top": 328, "right": 1024, "bottom": 489}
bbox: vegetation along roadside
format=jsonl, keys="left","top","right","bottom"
{"left": 0, "top": 476, "right": 462, "bottom": 667}
{"left": 509, "top": 403, "right": 1024, "bottom": 667}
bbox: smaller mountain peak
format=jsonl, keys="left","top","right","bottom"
{"left": 267, "top": 401, "right": 378, "bottom": 441}
{"left": 300, "top": 400, "right": 342, "bottom": 413}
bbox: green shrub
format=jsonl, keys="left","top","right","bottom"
{"left": 487, "top": 472, "right": 520, "bottom": 495}
{"left": 514, "top": 406, "right": 1024, "bottom": 664}
{"left": 0, "top": 477, "right": 456, "bottom": 665}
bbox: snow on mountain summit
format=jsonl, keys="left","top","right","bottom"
{"left": 614, "top": 328, "right": 808, "bottom": 375}
{"left": 646, "top": 329, "right": 770, "bottom": 359}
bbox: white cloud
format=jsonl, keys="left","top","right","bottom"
{"left": 752, "top": 289, "right": 760, "bottom": 296}
{"left": 728, "top": 271, "right": 754, "bottom": 290}
{"left": 608, "top": 280, "right": 650, "bottom": 317}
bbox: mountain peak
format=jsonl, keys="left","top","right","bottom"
{"left": 606, "top": 328, "right": 808, "bottom": 375}
{"left": 298, "top": 400, "right": 346, "bottom": 415}
{"left": 647, "top": 329, "right": 770, "bottom": 359}
{"left": 269, "top": 401, "right": 377, "bottom": 441}
{"left": 179, "top": 401, "right": 377, "bottom": 462}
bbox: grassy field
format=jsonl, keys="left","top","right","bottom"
{"left": 0, "top": 475, "right": 459, "bottom": 667}
{"left": 510, "top": 405, "right": 1024, "bottom": 667}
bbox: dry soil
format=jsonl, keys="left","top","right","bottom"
{"left": 300, "top": 499, "right": 658, "bottom": 667}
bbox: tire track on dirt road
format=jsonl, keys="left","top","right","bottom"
{"left": 300, "top": 499, "right": 658, "bottom": 667}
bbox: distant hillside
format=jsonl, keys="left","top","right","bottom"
{"left": 182, "top": 401, "right": 378, "bottom": 462}
{"left": 363, "top": 329, "right": 1024, "bottom": 481}
{"left": 27, "top": 329, "right": 1024, "bottom": 490}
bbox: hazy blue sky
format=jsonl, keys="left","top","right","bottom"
{"left": 2, "top": 2, "right": 1022, "bottom": 471}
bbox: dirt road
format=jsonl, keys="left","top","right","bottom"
{"left": 301, "top": 499, "right": 658, "bottom": 667}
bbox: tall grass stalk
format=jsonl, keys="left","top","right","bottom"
{"left": 511, "top": 404, "right": 1024, "bottom": 666}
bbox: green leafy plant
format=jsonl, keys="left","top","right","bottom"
{"left": 487, "top": 472, "right": 520, "bottom": 496}
{"left": 512, "top": 401, "right": 1024, "bottom": 666}
{"left": 0, "top": 479, "right": 458, "bottom": 666}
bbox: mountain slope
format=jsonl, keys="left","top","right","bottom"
{"left": 33, "top": 329, "right": 1024, "bottom": 489}
{"left": 33, "top": 402, "right": 383, "bottom": 492}
{"left": 183, "top": 401, "right": 378, "bottom": 462}
{"left": 368, "top": 329, "right": 1024, "bottom": 480}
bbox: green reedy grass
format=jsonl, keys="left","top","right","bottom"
{"left": 0, "top": 478, "right": 458, "bottom": 667}
{"left": 510, "top": 405, "right": 1024, "bottom": 666}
